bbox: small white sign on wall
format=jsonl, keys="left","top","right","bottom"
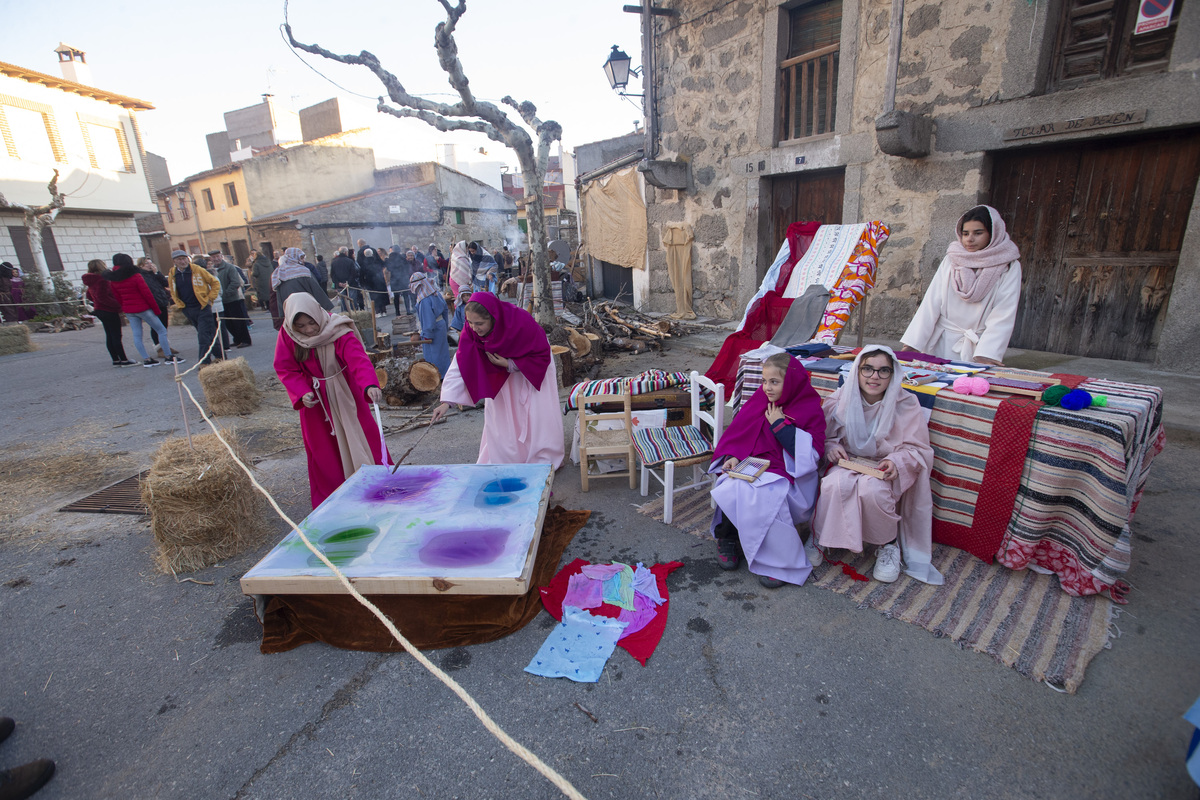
{"left": 1134, "top": 0, "right": 1174, "bottom": 34}
{"left": 388, "top": 205, "right": 402, "bottom": 214}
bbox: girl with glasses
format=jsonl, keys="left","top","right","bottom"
{"left": 812, "top": 347, "right": 943, "bottom": 585}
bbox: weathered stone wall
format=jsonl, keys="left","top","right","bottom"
{"left": 648, "top": 0, "right": 767, "bottom": 318}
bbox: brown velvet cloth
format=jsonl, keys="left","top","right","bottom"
{"left": 255, "top": 506, "right": 589, "bottom": 654}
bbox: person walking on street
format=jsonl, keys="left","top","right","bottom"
{"left": 105, "top": 253, "right": 182, "bottom": 367}
{"left": 208, "top": 251, "right": 252, "bottom": 350}
{"left": 82, "top": 259, "right": 133, "bottom": 366}
{"left": 168, "top": 250, "right": 222, "bottom": 364}
{"left": 386, "top": 245, "right": 413, "bottom": 315}
{"left": 330, "top": 247, "right": 357, "bottom": 312}
{"left": 250, "top": 250, "right": 273, "bottom": 310}
{"left": 137, "top": 257, "right": 177, "bottom": 357}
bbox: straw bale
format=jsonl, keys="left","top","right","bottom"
{"left": 198, "top": 357, "right": 261, "bottom": 416}
{"left": 0, "top": 325, "right": 32, "bottom": 356}
{"left": 141, "top": 431, "right": 271, "bottom": 573}
{"left": 169, "top": 309, "right": 189, "bottom": 328}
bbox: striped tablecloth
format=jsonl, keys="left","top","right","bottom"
{"left": 736, "top": 353, "right": 1164, "bottom": 600}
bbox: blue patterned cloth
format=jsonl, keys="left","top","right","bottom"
{"left": 524, "top": 606, "right": 629, "bottom": 683}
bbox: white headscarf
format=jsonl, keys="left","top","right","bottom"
{"left": 449, "top": 240, "right": 472, "bottom": 290}
{"left": 946, "top": 205, "right": 1021, "bottom": 303}
{"left": 835, "top": 345, "right": 907, "bottom": 458}
{"left": 272, "top": 247, "right": 311, "bottom": 289}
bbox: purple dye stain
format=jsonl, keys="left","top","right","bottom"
{"left": 361, "top": 471, "right": 441, "bottom": 504}
{"left": 419, "top": 528, "right": 511, "bottom": 567}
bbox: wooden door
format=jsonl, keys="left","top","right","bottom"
{"left": 768, "top": 169, "right": 844, "bottom": 255}
{"left": 990, "top": 129, "right": 1200, "bottom": 361}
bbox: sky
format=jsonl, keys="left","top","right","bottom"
{"left": 1, "top": 0, "right": 647, "bottom": 180}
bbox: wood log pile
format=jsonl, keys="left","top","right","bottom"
{"left": 544, "top": 299, "right": 700, "bottom": 384}
{"left": 374, "top": 354, "right": 442, "bottom": 406}
{"left": 34, "top": 316, "right": 94, "bottom": 333}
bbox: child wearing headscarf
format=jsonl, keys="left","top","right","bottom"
{"left": 900, "top": 205, "right": 1022, "bottom": 365}
{"left": 812, "top": 346, "right": 943, "bottom": 585}
{"left": 430, "top": 292, "right": 565, "bottom": 468}
{"left": 708, "top": 352, "right": 826, "bottom": 588}
{"left": 410, "top": 270, "right": 451, "bottom": 377}
{"left": 274, "top": 294, "right": 390, "bottom": 508}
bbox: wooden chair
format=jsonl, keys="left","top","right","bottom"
{"left": 578, "top": 386, "right": 637, "bottom": 491}
{"left": 633, "top": 371, "right": 726, "bottom": 524}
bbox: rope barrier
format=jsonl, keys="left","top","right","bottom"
{"left": 170, "top": 370, "right": 588, "bottom": 800}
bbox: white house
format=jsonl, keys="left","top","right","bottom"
{"left": 0, "top": 45, "right": 156, "bottom": 285}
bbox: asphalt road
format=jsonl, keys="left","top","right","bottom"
{"left": 1, "top": 310, "right": 1197, "bottom": 799}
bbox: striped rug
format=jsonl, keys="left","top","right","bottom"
{"left": 638, "top": 492, "right": 1115, "bottom": 693}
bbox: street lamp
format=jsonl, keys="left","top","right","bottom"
{"left": 602, "top": 45, "right": 642, "bottom": 97}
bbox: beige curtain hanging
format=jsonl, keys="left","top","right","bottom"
{"left": 580, "top": 166, "right": 647, "bottom": 271}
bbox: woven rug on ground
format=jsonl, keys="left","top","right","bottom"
{"left": 637, "top": 493, "right": 1115, "bottom": 693}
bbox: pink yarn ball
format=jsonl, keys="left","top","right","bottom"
{"left": 952, "top": 376, "right": 990, "bottom": 395}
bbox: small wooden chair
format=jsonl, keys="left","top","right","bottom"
{"left": 633, "top": 371, "right": 726, "bottom": 523}
{"left": 578, "top": 386, "right": 637, "bottom": 491}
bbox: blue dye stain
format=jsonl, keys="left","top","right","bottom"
{"left": 483, "top": 478, "right": 527, "bottom": 493}
{"left": 418, "top": 528, "right": 511, "bottom": 567}
{"left": 482, "top": 494, "right": 513, "bottom": 506}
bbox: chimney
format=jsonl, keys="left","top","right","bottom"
{"left": 55, "top": 43, "right": 93, "bottom": 86}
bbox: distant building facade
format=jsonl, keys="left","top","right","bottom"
{"left": 0, "top": 46, "right": 156, "bottom": 283}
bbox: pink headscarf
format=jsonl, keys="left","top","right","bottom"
{"left": 946, "top": 205, "right": 1021, "bottom": 303}
{"left": 454, "top": 292, "right": 551, "bottom": 401}
{"left": 711, "top": 355, "right": 825, "bottom": 481}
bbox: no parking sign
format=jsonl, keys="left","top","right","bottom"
{"left": 1135, "top": 0, "right": 1175, "bottom": 34}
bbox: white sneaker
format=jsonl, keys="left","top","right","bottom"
{"left": 873, "top": 543, "right": 901, "bottom": 583}
{"left": 804, "top": 540, "right": 823, "bottom": 567}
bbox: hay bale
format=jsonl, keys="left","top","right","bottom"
{"left": 169, "top": 309, "right": 189, "bottom": 328}
{"left": 198, "top": 357, "right": 261, "bottom": 416}
{"left": 0, "top": 325, "right": 33, "bottom": 356}
{"left": 141, "top": 432, "right": 271, "bottom": 573}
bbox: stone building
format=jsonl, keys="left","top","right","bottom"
{"left": 0, "top": 46, "right": 157, "bottom": 284}
{"left": 634, "top": 0, "right": 1199, "bottom": 368}
{"left": 248, "top": 161, "right": 517, "bottom": 260}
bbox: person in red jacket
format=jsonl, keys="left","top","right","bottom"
{"left": 82, "top": 259, "right": 133, "bottom": 366}
{"left": 104, "top": 253, "right": 183, "bottom": 368}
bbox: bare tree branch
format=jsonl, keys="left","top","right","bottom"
{"left": 0, "top": 170, "right": 66, "bottom": 280}
{"left": 284, "top": 1, "right": 563, "bottom": 324}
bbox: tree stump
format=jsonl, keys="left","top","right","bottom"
{"left": 378, "top": 356, "right": 442, "bottom": 405}
{"left": 551, "top": 345, "right": 574, "bottom": 388}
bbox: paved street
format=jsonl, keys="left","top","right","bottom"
{"left": 1, "top": 311, "right": 1198, "bottom": 799}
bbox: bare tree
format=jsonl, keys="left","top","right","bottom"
{"left": 285, "top": 0, "right": 562, "bottom": 325}
{"left": 0, "top": 169, "right": 66, "bottom": 282}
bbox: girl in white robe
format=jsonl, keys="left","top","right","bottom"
{"left": 901, "top": 205, "right": 1022, "bottom": 365}
{"left": 813, "top": 346, "right": 943, "bottom": 585}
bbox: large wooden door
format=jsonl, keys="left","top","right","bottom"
{"left": 768, "top": 168, "right": 844, "bottom": 254}
{"left": 991, "top": 130, "right": 1200, "bottom": 361}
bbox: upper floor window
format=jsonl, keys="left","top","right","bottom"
{"left": 779, "top": 0, "right": 842, "bottom": 142}
{"left": 164, "top": 197, "right": 175, "bottom": 223}
{"left": 202, "top": 188, "right": 215, "bottom": 211}
{"left": 0, "top": 97, "right": 68, "bottom": 164}
{"left": 78, "top": 115, "right": 135, "bottom": 173}
{"left": 224, "top": 182, "right": 239, "bottom": 207}
{"left": 1049, "top": 0, "right": 1183, "bottom": 91}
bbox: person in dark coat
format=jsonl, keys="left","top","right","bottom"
{"left": 386, "top": 246, "right": 414, "bottom": 315}
{"left": 313, "top": 255, "right": 329, "bottom": 292}
{"left": 360, "top": 248, "right": 389, "bottom": 317}
{"left": 136, "top": 257, "right": 177, "bottom": 356}
{"left": 329, "top": 247, "right": 358, "bottom": 312}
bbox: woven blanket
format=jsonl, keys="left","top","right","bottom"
{"left": 800, "top": 369, "right": 1164, "bottom": 600}
{"left": 565, "top": 370, "right": 691, "bottom": 411}
{"left": 636, "top": 495, "right": 1115, "bottom": 693}
{"left": 632, "top": 424, "right": 712, "bottom": 467}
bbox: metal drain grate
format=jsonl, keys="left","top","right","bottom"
{"left": 58, "top": 471, "right": 149, "bottom": 516}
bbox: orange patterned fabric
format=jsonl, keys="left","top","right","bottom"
{"left": 813, "top": 221, "right": 890, "bottom": 344}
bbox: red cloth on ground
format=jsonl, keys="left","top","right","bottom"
{"left": 932, "top": 396, "right": 1041, "bottom": 562}
{"left": 539, "top": 559, "right": 683, "bottom": 666}
{"left": 705, "top": 222, "right": 821, "bottom": 388}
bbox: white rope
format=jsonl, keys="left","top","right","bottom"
{"left": 172, "top": 376, "right": 587, "bottom": 800}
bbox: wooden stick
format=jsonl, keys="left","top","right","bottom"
{"left": 390, "top": 421, "right": 437, "bottom": 473}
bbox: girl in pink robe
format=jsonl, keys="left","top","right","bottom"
{"left": 274, "top": 294, "right": 389, "bottom": 508}
{"left": 431, "top": 292, "right": 565, "bottom": 468}
{"left": 813, "top": 346, "right": 943, "bottom": 585}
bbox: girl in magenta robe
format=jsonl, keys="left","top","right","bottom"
{"left": 274, "top": 293, "right": 389, "bottom": 508}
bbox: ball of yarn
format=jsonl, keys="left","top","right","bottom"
{"left": 1059, "top": 388, "right": 1093, "bottom": 411}
{"left": 1091, "top": 394, "right": 1107, "bottom": 407}
{"left": 965, "top": 376, "right": 990, "bottom": 395}
{"left": 1041, "top": 385, "right": 1070, "bottom": 406}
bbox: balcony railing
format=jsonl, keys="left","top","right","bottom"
{"left": 778, "top": 43, "right": 839, "bottom": 142}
